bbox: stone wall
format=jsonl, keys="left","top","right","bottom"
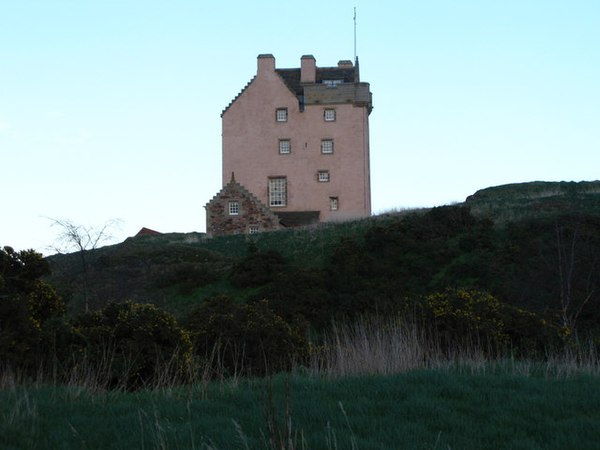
{"left": 205, "top": 179, "right": 282, "bottom": 237}
{"left": 303, "top": 82, "right": 372, "bottom": 108}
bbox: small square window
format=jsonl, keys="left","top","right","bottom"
{"left": 279, "top": 139, "right": 291, "bottom": 154}
{"left": 329, "top": 197, "right": 339, "bottom": 211}
{"left": 229, "top": 201, "right": 239, "bottom": 215}
{"left": 276, "top": 108, "right": 288, "bottom": 122}
{"left": 318, "top": 171, "right": 330, "bottom": 182}
{"left": 321, "top": 139, "right": 334, "bottom": 154}
{"left": 248, "top": 225, "right": 260, "bottom": 234}
{"left": 324, "top": 109, "right": 336, "bottom": 121}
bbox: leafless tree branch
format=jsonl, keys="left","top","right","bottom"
{"left": 47, "top": 217, "right": 122, "bottom": 311}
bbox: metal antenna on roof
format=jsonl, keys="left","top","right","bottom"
{"left": 353, "top": 7, "right": 357, "bottom": 63}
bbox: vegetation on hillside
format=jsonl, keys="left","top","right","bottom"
{"left": 3, "top": 182, "right": 600, "bottom": 449}
{"left": 2, "top": 308, "right": 600, "bottom": 449}
{"left": 2, "top": 181, "right": 600, "bottom": 388}
{"left": 466, "top": 180, "right": 600, "bottom": 223}
{"left": 0, "top": 246, "right": 65, "bottom": 372}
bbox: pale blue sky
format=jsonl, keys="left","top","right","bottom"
{"left": 1, "top": 1, "right": 599, "bottom": 253}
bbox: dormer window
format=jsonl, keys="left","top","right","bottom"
{"left": 323, "top": 80, "right": 343, "bottom": 88}
{"left": 276, "top": 108, "right": 288, "bottom": 122}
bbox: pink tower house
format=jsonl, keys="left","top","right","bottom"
{"left": 206, "top": 54, "right": 373, "bottom": 236}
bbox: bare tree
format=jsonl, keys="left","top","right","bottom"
{"left": 49, "top": 218, "right": 122, "bottom": 312}
{"left": 555, "top": 221, "right": 598, "bottom": 330}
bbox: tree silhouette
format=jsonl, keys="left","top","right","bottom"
{"left": 49, "top": 218, "right": 121, "bottom": 311}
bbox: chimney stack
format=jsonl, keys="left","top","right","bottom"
{"left": 300, "top": 55, "right": 316, "bottom": 83}
{"left": 257, "top": 54, "right": 275, "bottom": 76}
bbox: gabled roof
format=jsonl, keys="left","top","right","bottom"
{"left": 135, "top": 227, "right": 162, "bottom": 237}
{"left": 206, "top": 176, "right": 322, "bottom": 230}
{"left": 221, "top": 76, "right": 256, "bottom": 117}
{"left": 221, "top": 63, "right": 359, "bottom": 117}
{"left": 205, "top": 174, "right": 279, "bottom": 222}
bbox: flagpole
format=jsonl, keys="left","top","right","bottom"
{"left": 353, "top": 7, "right": 357, "bottom": 63}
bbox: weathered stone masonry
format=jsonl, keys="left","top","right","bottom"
{"left": 205, "top": 175, "right": 281, "bottom": 237}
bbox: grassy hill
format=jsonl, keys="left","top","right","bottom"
{"left": 46, "top": 217, "right": 381, "bottom": 318}
{"left": 5, "top": 181, "right": 600, "bottom": 449}
{"left": 466, "top": 180, "right": 600, "bottom": 223}
{"left": 46, "top": 180, "right": 600, "bottom": 323}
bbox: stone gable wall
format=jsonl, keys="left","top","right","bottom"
{"left": 206, "top": 183, "right": 281, "bottom": 237}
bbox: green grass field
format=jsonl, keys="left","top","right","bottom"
{"left": 2, "top": 369, "right": 599, "bottom": 450}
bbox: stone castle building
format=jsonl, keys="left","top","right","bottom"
{"left": 206, "top": 54, "right": 373, "bottom": 237}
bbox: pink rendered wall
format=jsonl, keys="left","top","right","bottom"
{"left": 222, "top": 55, "right": 371, "bottom": 221}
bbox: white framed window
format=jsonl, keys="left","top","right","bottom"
{"left": 324, "top": 109, "right": 336, "bottom": 122}
{"left": 269, "top": 177, "right": 287, "bottom": 207}
{"left": 248, "top": 225, "right": 260, "bottom": 234}
{"left": 228, "top": 201, "right": 239, "bottom": 215}
{"left": 279, "top": 139, "right": 291, "bottom": 154}
{"left": 321, "top": 139, "right": 334, "bottom": 154}
{"left": 276, "top": 108, "right": 288, "bottom": 122}
{"left": 329, "top": 197, "right": 339, "bottom": 211}
{"left": 323, "top": 79, "right": 343, "bottom": 88}
{"left": 318, "top": 170, "right": 330, "bottom": 182}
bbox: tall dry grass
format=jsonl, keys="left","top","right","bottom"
{"left": 308, "top": 315, "right": 600, "bottom": 379}
{"left": 0, "top": 342, "right": 237, "bottom": 395}
{"left": 310, "top": 317, "right": 428, "bottom": 377}
{"left": 2, "top": 315, "right": 598, "bottom": 394}
{"left": 2, "top": 316, "right": 599, "bottom": 450}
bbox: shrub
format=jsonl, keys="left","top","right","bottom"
{"left": 0, "top": 246, "right": 66, "bottom": 373}
{"left": 420, "top": 288, "right": 508, "bottom": 346}
{"left": 417, "top": 288, "right": 564, "bottom": 355}
{"left": 185, "top": 295, "right": 308, "bottom": 377}
{"left": 255, "top": 268, "right": 334, "bottom": 329}
{"left": 73, "top": 301, "right": 192, "bottom": 389}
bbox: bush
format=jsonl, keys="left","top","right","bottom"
{"left": 185, "top": 295, "right": 308, "bottom": 377}
{"left": 255, "top": 268, "right": 334, "bottom": 329}
{"left": 73, "top": 302, "right": 192, "bottom": 389}
{"left": 0, "top": 246, "right": 66, "bottom": 373}
{"left": 417, "top": 288, "right": 564, "bottom": 355}
{"left": 420, "top": 288, "right": 508, "bottom": 346}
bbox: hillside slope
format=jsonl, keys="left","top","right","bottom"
{"left": 46, "top": 180, "right": 600, "bottom": 328}
{"left": 466, "top": 180, "right": 600, "bottom": 223}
